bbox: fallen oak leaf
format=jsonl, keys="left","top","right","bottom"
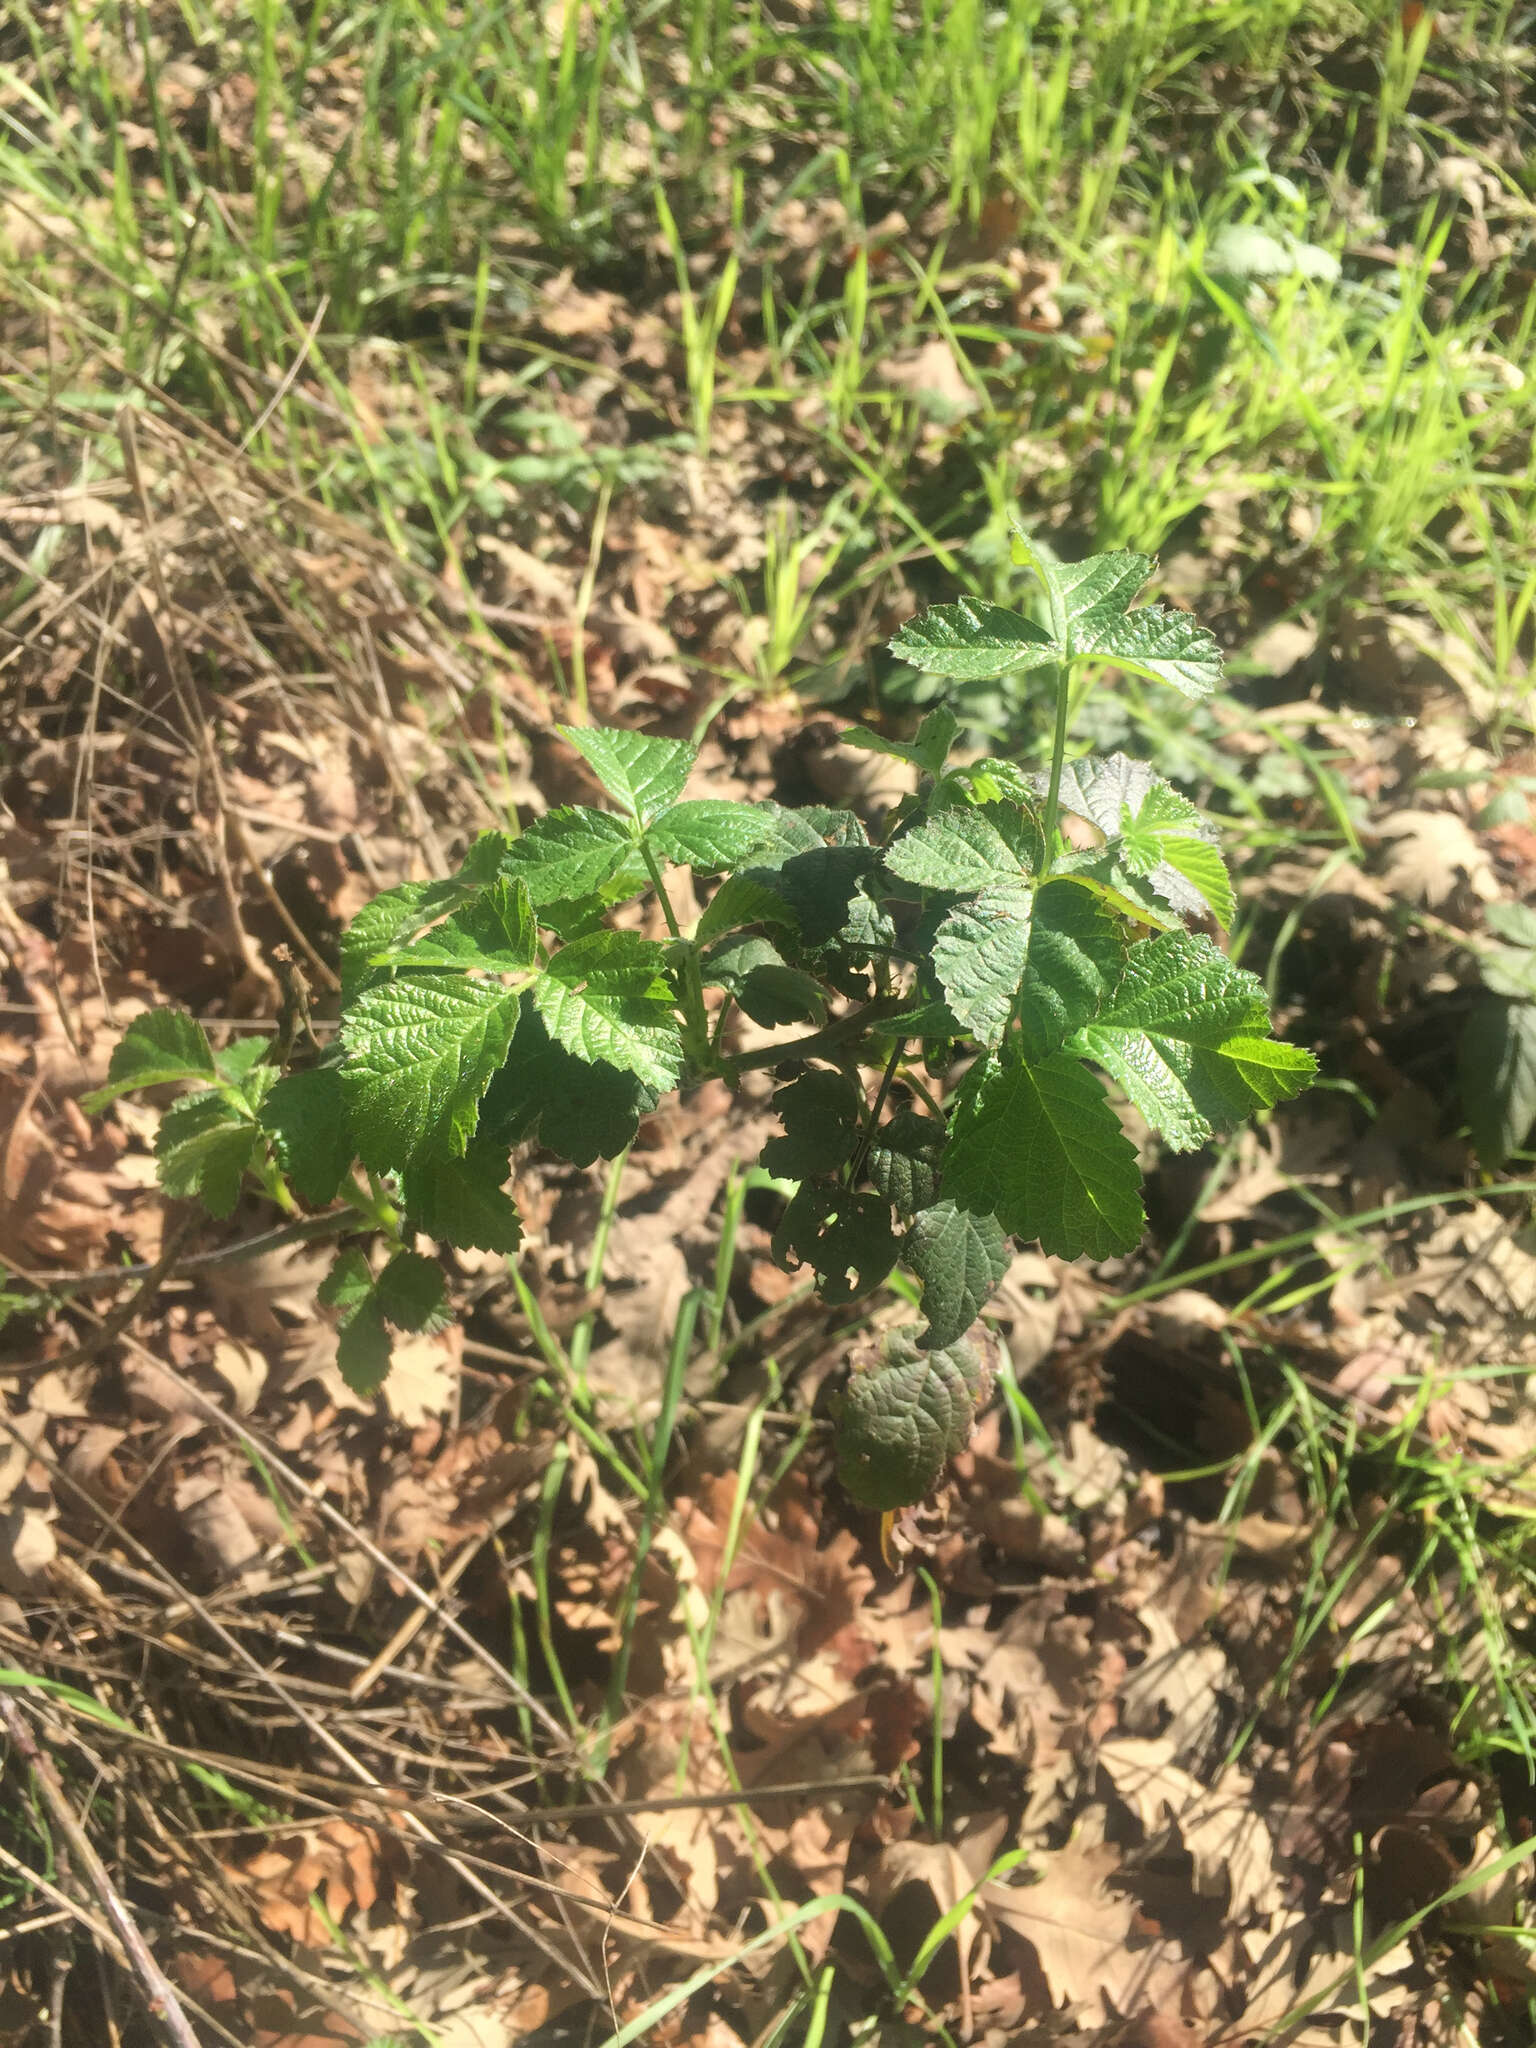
{"left": 864, "top": 1820, "right": 1012, "bottom": 2038}
{"left": 226, "top": 1819, "right": 389, "bottom": 1949}
{"left": 983, "top": 1833, "right": 1187, "bottom": 2020}
{"left": 1096, "top": 1735, "right": 1276, "bottom": 1924}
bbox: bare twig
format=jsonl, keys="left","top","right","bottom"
{"left": 0, "top": 1694, "right": 203, "bottom": 2048}
{"left": 41, "top": 1218, "right": 196, "bottom": 1373}
{"left": 0, "top": 1406, "right": 609, "bottom": 2001}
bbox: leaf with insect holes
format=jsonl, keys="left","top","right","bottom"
{"left": 481, "top": 1008, "right": 657, "bottom": 1166}
{"left": 1459, "top": 999, "right": 1536, "bottom": 1171}
{"left": 885, "top": 804, "right": 1033, "bottom": 894}
{"left": 867, "top": 1110, "right": 946, "bottom": 1217}
{"left": 402, "top": 1141, "right": 522, "bottom": 1253}
{"left": 319, "top": 1249, "right": 392, "bottom": 1398}
{"left": 904, "top": 1200, "right": 1010, "bottom": 1350}
{"left": 647, "top": 801, "right": 780, "bottom": 873}
{"left": 762, "top": 1068, "right": 864, "bottom": 1179}
{"left": 82, "top": 1010, "right": 216, "bottom": 1111}
{"left": 342, "top": 974, "right": 523, "bottom": 1173}
{"left": 155, "top": 1091, "right": 261, "bottom": 1219}
{"left": 530, "top": 930, "right": 683, "bottom": 1091}
{"left": 1070, "top": 932, "right": 1315, "bottom": 1149}
{"left": 261, "top": 1063, "right": 352, "bottom": 1206}
{"left": 773, "top": 1184, "right": 901, "bottom": 1306}
{"left": 373, "top": 1251, "right": 450, "bottom": 1334}
{"left": 944, "top": 1054, "right": 1145, "bottom": 1259}
{"left": 890, "top": 598, "right": 1059, "bottom": 681}
{"left": 837, "top": 1328, "right": 993, "bottom": 1509}
{"left": 1014, "top": 883, "right": 1124, "bottom": 1057}
{"left": 497, "top": 807, "right": 637, "bottom": 909}
{"left": 842, "top": 705, "right": 960, "bottom": 779}
{"left": 930, "top": 883, "right": 1035, "bottom": 1049}
{"left": 558, "top": 725, "right": 696, "bottom": 825}
{"left": 377, "top": 876, "right": 538, "bottom": 971}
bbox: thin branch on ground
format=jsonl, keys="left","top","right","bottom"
{"left": 0, "top": 1694, "right": 203, "bottom": 2048}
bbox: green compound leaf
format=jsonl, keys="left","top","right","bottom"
{"left": 1051, "top": 858, "right": 1184, "bottom": 933}
{"left": 342, "top": 974, "right": 523, "bottom": 1173}
{"left": 837, "top": 1327, "right": 994, "bottom": 1509}
{"left": 558, "top": 724, "right": 697, "bottom": 826}
{"left": 904, "top": 1199, "right": 1010, "bottom": 1350}
{"left": 1014, "top": 882, "right": 1123, "bottom": 1058}
{"left": 378, "top": 876, "right": 537, "bottom": 972}
{"left": 402, "top": 1142, "right": 523, "bottom": 1253}
{"left": 761, "top": 1067, "right": 864, "bottom": 1179}
{"left": 889, "top": 598, "right": 1059, "bottom": 681}
{"left": 943, "top": 1054, "right": 1145, "bottom": 1259}
{"left": 1459, "top": 998, "right": 1536, "bottom": 1171}
{"left": 1010, "top": 533, "right": 1219, "bottom": 700}
{"left": 1078, "top": 600, "right": 1223, "bottom": 702}
{"left": 155, "top": 1090, "right": 259, "bottom": 1220}
{"left": 700, "top": 935, "right": 826, "bottom": 1028}
{"left": 214, "top": 1037, "right": 271, "bottom": 1088}
{"left": 319, "top": 1247, "right": 375, "bottom": 1319}
{"left": 82, "top": 1009, "right": 216, "bottom": 1112}
{"left": 338, "top": 1317, "right": 391, "bottom": 1398}
{"left": 373, "top": 1250, "right": 450, "bottom": 1334}
{"left": 340, "top": 879, "right": 463, "bottom": 1001}
{"left": 773, "top": 1184, "right": 901, "bottom": 1306}
{"left": 762, "top": 845, "right": 886, "bottom": 949}
{"left": 697, "top": 872, "right": 803, "bottom": 943}
{"left": 885, "top": 804, "right": 1032, "bottom": 893}
{"left": 319, "top": 1249, "right": 391, "bottom": 1399}
{"left": 702, "top": 844, "right": 887, "bottom": 958}
{"left": 866, "top": 1109, "right": 946, "bottom": 1218}
{"left": 261, "top": 1064, "right": 352, "bottom": 1207}
{"left": 842, "top": 705, "right": 960, "bottom": 779}
{"left": 1069, "top": 931, "right": 1315, "bottom": 1151}
{"left": 647, "top": 801, "right": 779, "bottom": 874}
{"left": 1049, "top": 755, "right": 1232, "bottom": 927}
{"left": 480, "top": 1008, "right": 657, "bottom": 1166}
{"left": 1487, "top": 902, "right": 1536, "bottom": 949}
{"left": 1011, "top": 534, "right": 1152, "bottom": 636}
{"left": 459, "top": 829, "right": 519, "bottom": 886}
{"left": 530, "top": 930, "right": 683, "bottom": 1092}
{"left": 1195, "top": 1034, "right": 1321, "bottom": 1124}
{"left": 880, "top": 996, "right": 964, "bottom": 1043}
{"left": 931, "top": 881, "right": 1034, "bottom": 1049}
{"left": 497, "top": 806, "right": 637, "bottom": 909}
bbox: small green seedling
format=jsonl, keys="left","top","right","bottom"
{"left": 85, "top": 530, "right": 1315, "bottom": 1510}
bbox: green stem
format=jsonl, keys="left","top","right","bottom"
{"left": 725, "top": 994, "right": 904, "bottom": 1077}
{"left": 641, "top": 840, "right": 713, "bottom": 1075}
{"left": 1038, "top": 657, "right": 1073, "bottom": 878}
{"left": 640, "top": 839, "right": 683, "bottom": 941}
{"left": 845, "top": 1036, "right": 905, "bottom": 1186}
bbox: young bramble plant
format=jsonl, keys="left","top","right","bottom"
{"left": 84, "top": 529, "right": 1316, "bottom": 1511}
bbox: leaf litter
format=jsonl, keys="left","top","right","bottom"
{"left": 3, "top": 12, "right": 1536, "bottom": 2048}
